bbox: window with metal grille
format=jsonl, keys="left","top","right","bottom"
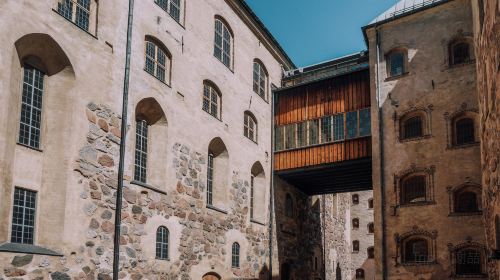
{"left": 285, "top": 124, "right": 296, "bottom": 150}
{"left": 134, "top": 119, "right": 148, "bottom": 183}
{"left": 359, "top": 108, "right": 371, "bottom": 137}
{"left": 456, "top": 249, "right": 482, "bottom": 275}
{"left": 275, "top": 126, "right": 283, "bottom": 151}
{"left": 368, "top": 223, "right": 374, "bottom": 234}
{"left": 250, "top": 175, "right": 254, "bottom": 219}
{"left": 285, "top": 193, "right": 293, "bottom": 218}
{"left": 309, "top": 119, "right": 319, "bottom": 145}
{"left": 231, "top": 242, "right": 240, "bottom": 268}
{"left": 496, "top": 215, "right": 500, "bottom": 249}
{"left": 214, "top": 18, "right": 232, "bottom": 68}
{"left": 145, "top": 39, "right": 170, "bottom": 83}
{"left": 202, "top": 83, "right": 221, "bottom": 119}
{"left": 333, "top": 113, "right": 345, "bottom": 141}
{"left": 355, "top": 268, "right": 365, "bottom": 279}
{"left": 57, "top": 0, "right": 91, "bottom": 31}
{"left": 401, "top": 176, "right": 426, "bottom": 204}
{"left": 353, "top": 240, "right": 359, "bottom": 252}
{"left": 352, "top": 194, "right": 359, "bottom": 204}
{"left": 155, "top": 226, "right": 169, "bottom": 260}
{"left": 321, "top": 116, "right": 332, "bottom": 143}
{"left": 455, "top": 191, "right": 479, "bottom": 213}
{"left": 352, "top": 218, "right": 359, "bottom": 229}
{"left": 346, "top": 111, "right": 358, "bottom": 139}
{"left": 455, "top": 118, "right": 475, "bottom": 145}
{"left": 297, "top": 122, "right": 307, "bottom": 147}
{"left": 11, "top": 188, "right": 37, "bottom": 244}
{"left": 389, "top": 52, "right": 405, "bottom": 77}
{"left": 451, "top": 42, "right": 470, "bottom": 65}
{"left": 244, "top": 113, "right": 257, "bottom": 142}
{"left": 155, "top": 0, "right": 181, "bottom": 22}
{"left": 367, "top": 247, "right": 374, "bottom": 259}
{"left": 404, "top": 238, "right": 428, "bottom": 263}
{"left": 368, "top": 199, "right": 374, "bottom": 209}
{"left": 207, "top": 153, "right": 214, "bottom": 205}
{"left": 402, "top": 116, "right": 423, "bottom": 139}
{"left": 253, "top": 61, "right": 267, "bottom": 99}
{"left": 19, "top": 65, "right": 44, "bottom": 149}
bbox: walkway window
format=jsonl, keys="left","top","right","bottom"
{"left": 11, "top": 188, "right": 37, "bottom": 244}
{"left": 401, "top": 175, "right": 427, "bottom": 204}
{"left": 134, "top": 119, "right": 148, "bottom": 183}
{"left": 359, "top": 108, "right": 371, "bottom": 137}
{"left": 19, "top": 65, "right": 44, "bottom": 149}
{"left": 403, "top": 238, "right": 428, "bottom": 263}
{"left": 456, "top": 248, "right": 482, "bottom": 275}
{"left": 155, "top": 226, "right": 169, "bottom": 260}
{"left": 231, "top": 242, "right": 240, "bottom": 268}
{"left": 57, "top": 0, "right": 93, "bottom": 31}
{"left": 346, "top": 111, "right": 358, "bottom": 139}
{"left": 155, "top": 0, "right": 181, "bottom": 22}
{"left": 450, "top": 42, "right": 471, "bottom": 65}
{"left": 285, "top": 193, "right": 294, "bottom": 218}
{"left": 333, "top": 114, "right": 345, "bottom": 141}
{"left": 253, "top": 60, "right": 268, "bottom": 99}
{"left": 321, "top": 116, "right": 333, "bottom": 143}
{"left": 203, "top": 82, "right": 221, "bottom": 119}
{"left": 244, "top": 112, "right": 257, "bottom": 142}
{"left": 454, "top": 118, "right": 475, "bottom": 145}
{"left": 214, "top": 18, "right": 233, "bottom": 68}
{"left": 145, "top": 37, "right": 171, "bottom": 84}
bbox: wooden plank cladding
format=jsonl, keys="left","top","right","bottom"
{"left": 274, "top": 137, "right": 372, "bottom": 171}
{"left": 275, "top": 69, "right": 370, "bottom": 126}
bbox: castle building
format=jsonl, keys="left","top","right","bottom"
{"left": 364, "top": 0, "right": 487, "bottom": 278}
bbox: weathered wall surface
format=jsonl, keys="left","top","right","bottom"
{"left": 367, "top": 0, "right": 486, "bottom": 279}
{"left": 473, "top": 0, "right": 500, "bottom": 278}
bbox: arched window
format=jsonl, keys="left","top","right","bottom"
{"left": 57, "top": 0, "right": 97, "bottom": 32}
{"left": 355, "top": 268, "right": 365, "bottom": 279}
{"left": 214, "top": 17, "right": 233, "bottom": 68}
{"left": 367, "top": 247, "right": 374, "bottom": 259}
{"left": 401, "top": 175, "right": 427, "bottom": 204}
{"left": 352, "top": 194, "right": 359, "bottom": 205}
{"left": 202, "top": 81, "right": 222, "bottom": 120}
{"left": 145, "top": 37, "right": 171, "bottom": 84}
{"left": 231, "top": 242, "right": 240, "bottom": 268}
{"left": 134, "top": 118, "right": 149, "bottom": 183}
{"left": 244, "top": 112, "right": 258, "bottom": 142}
{"left": 250, "top": 162, "right": 265, "bottom": 222}
{"left": 352, "top": 218, "right": 359, "bottom": 229}
{"left": 353, "top": 240, "right": 360, "bottom": 252}
{"left": 155, "top": 0, "right": 181, "bottom": 22}
{"left": 156, "top": 226, "right": 169, "bottom": 260}
{"left": 454, "top": 117, "right": 475, "bottom": 145}
{"left": 456, "top": 248, "right": 482, "bottom": 275}
{"left": 450, "top": 41, "right": 471, "bottom": 66}
{"left": 402, "top": 116, "right": 423, "bottom": 139}
{"left": 285, "top": 193, "right": 294, "bottom": 218}
{"left": 403, "top": 238, "right": 429, "bottom": 263}
{"left": 368, "top": 199, "right": 374, "bottom": 209}
{"left": 387, "top": 49, "right": 407, "bottom": 77}
{"left": 207, "top": 138, "right": 229, "bottom": 208}
{"left": 18, "top": 65, "right": 45, "bottom": 149}
{"left": 253, "top": 60, "right": 268, "bottom": 99}
{"left": 368, "top": 223, "right": 374, "bottom": 234}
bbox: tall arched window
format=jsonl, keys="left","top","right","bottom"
{"left": 456, "top": 248, "right": 482, "bottom": 275}
{"left": 156, "top": 226, "right": 169, "bottom": 260}
{"left": 450, "top": 41, "right": 471, "bottom": 66}
{"left": 401, "top": 175, "right": 427, "bottom": 204}
{"left": 454, "top": 117, "right": 475, "bottom": 145}
{"left": 353, "top": 240, "right": 360, "bottom": 252}
{"left": 203, "top": 82, "right": 222, "bottom": 120}
{"left": 250, "top": 162, "right": 265, "bottom": 222}
{"left": 155, "top": 0, "right": 181, "bottom": 22}
{"left": 355, "top": 268, "right": 365, "bottom": 279}
{"left": 134, "top": 118, "right": 149, "bottom": 183}
{"left": 253, "top": 60, "right": 268, "bottom": 99}
{"left": 214, "top": 17, "right": 233, "bottom": 68}
{"left": 285, "top": 193, "right": 294, "bottom": 218}
{"left": 231, "top": 242, "right": 240, "bottom": 268}
{"left": 145, "top": 37, "right": 171, "bottom": 84}
{"left": 403, "top": 238, "right": 428, "bottom": 263}
{"left": 207, "top": 138, "right": 229, "bottom": 208}
{"left": 244, "top": 112, "right": 258, "bottom": 143}
{"left": 18, "top": 65, "right": 45, "bottom": 149}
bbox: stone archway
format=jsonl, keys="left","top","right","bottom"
{"left": 202, "top": 272, "right": 221, "bottom": 280}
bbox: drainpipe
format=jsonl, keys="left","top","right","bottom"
{"left": 113, "top": 0, "right": 135, "bottom": 279}
{"left": 322, "top": 194, "right": 326, "bottom": 280}
{"left": 375, "top": 28, "right": 388, "bottom": 280}
{"left": 268, "top": 89, "right": 276, "bottom": 280}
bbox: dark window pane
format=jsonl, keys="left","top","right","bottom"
{"left": 456, "top": 192, "right": 479, "bottom": 213}
{"left": 346, "top": 111, "right": 358, "bottom": 139}
{"left": 359, "top": 108, "right": 371, "bottom": 137}
{"left": 403, "top": 116, "right": 423, "bottom": 139}
{"left": 11, "top": 188, "right": 37, "bottom": 244}
{"left": 390, "top": 52, "right": 405, "bottom": 76}
{"left": 404, "top": 239, "right": 428, "bottom": 263}
{"left": 309, "top": 120, "right": 319, "bottom": 145}
{"left": 452, "top": 43, "right": 470, "bottom": 65}
{"left": 285, "top": 124, "right": 296, "bottom": 149}
{"left": 285, "top": 194, "right": 293, "bottom": 218}
{"left": 455, "top": 118, "right": 475, "bottom": 145}
{"left": 401, "top": 176, "right": 426, "bottom": 204}
{"left": 321, "top": 116, "right": 332, "bottom": 143}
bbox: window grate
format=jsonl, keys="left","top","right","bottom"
{"left": 404, "top": 239, "right": 429, "bottom": 263}
{"left": 451, "top": 43, "right": 470, "bottom": 65}
{"left": 403, "top": 116, "right": 423, "bottom": 139}
{"left": 455, "top": 118, "right": 475, "bottom": 145}
{"left": 285, "top": 194, "right": 293, "bottom": 218}
{"left": 19, "top": 65, "right": 44, "bottom": 149}
{"left": 11, "top": 188, "right": 37, "bottom": 244}
{"left": 456, "top": 249, "right": 481, "bottom": 275}
{"left": 214, "top": 19, "right": 232, "bottom": 68}
{"left": 57, "top": 0, "right": 90, "bottom": 31}
{"left": 231, "top": 242, "right": 240, "bottom": 268}
{"left": 401, "top": 176, "right": 426, "bottom": 204}
{"left": 455, "top": 192, "right": 479, "bottom": 213}
{"left": 155, "top": 226, "right": 169, "bottom": 260}
{"left": 346, "top": 111, "right": 358, "bottom": 139}
{"left": 207, "top": 153, "right": 214, "bottom": 205}
{"left": 134, "top": 119, "right": 148, "bottom": 183}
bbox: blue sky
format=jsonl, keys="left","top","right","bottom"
{"left": 245, "top": 0, "right": 399, "bottom": 67}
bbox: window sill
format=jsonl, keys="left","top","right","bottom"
{"left": 450, "top": 274, "right": 487, "bottom": 279}
{"left": 206, "top": 204, "right": 228, "bottom": 214}
{"left": 447, "top": 142, "right": 480, "bottom": 150}
{"left": 398, "top": 201, "right": 436, "bottom": 208}
{"left": 448, "top": 211, "right": 483, "bottom": 217}
{"left": 244, "top": 136, "right": 258, "bottom": 145}
{"left": 144, "top": 69, "right": 171, "bottom": 88}
{"left": 130, "top": 180, "right": 167, "bottom": 195}
{"left": 202, "top": 110, "right": 222, "bottom": 122}
{"left": 250, "top": 219, "right": 266, "bottom": 226}
{"left": 17, "top": 142, "right": 43, "bottom": 153}
{"left": 155, "top": 257, "right": 171, "bottom": 262}
{"left": 213, "top": 56, "right": 234, "bottom": 73}
{"left": 400, "top": 261, "right": 437, "bottom": 267}
{"left": 52, "top": 9, "right": 98, "bottom": 39}
{"left": 0, "top": 243, "right": 63, "bottom": 256}
{"left": 254, "top": 92, "right": 269, "bottom": 104}
{"left": 385, "top": 72, "right": 410, "bottom": 82}
{"left": 446, "top": 60, "right": 476, "bottom": 70}
{"left": 398, "top": 134, "right": 432, "bottom": 143}
{"left": 275, "top": 135, "right": 371, "bottom": 153}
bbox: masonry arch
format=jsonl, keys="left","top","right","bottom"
{"left": 202, "top": 272, "right": 221, "bottom": 280}
{"left": 250, "top": 161, "right": 266, "bottom": 222}
{"left": 207, "top": 137, "right": 229, "bottom": 209}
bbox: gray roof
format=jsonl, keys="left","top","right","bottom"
{"left": 370, "top": 0, "right": 448, "bottom": 24}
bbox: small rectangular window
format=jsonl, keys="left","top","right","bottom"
{"left": 275, "top": 126, "right": 283, "bottom": 151}
{"left": 321, "top": 116, "right": 332, "bottom": 143}
{"left": 285, "top": 124, "right": 296, "bottom": 150}
{"left": 346, "top": 111, "right": 358, "bottom": 139}
{"left": 333, "top": 114, "right": 345, "bottom": 141}
{"left": 359, "top": 108, "right": 371, "bottom": 137}
{"left": 308, "top": 119, "right": 319, "bottom": 145}
{"left": 11, "top": 188, "right": 37, "bottom": 244}
{"left": 19, "top": 65, "right": 44, "bottom": 149}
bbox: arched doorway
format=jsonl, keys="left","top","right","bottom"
{"left": 335, "top": 262, "right": 342, "bottom": 280}
{"left": 202, "top": 272, "right": 221, "bottom": 280}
